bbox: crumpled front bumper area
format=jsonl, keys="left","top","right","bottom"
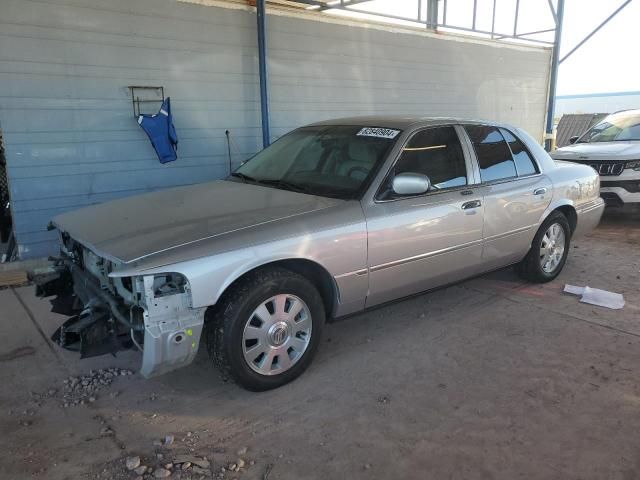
{"left": 136, "top": 274, "right": 205, "bottom": 377}
{"left": 38, "top": 257, "right": 205, "bottom": 378}
{"left": 51, "top": 306, "right": 125, "bottom": 359}
{"left": 37, "top": 260, "right": 140, "bottom": 358}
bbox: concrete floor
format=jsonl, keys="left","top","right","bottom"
{"left": 0, "top": 208, "right": 638, "bottom": 480}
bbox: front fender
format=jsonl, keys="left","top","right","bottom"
{"left": 109, "top": 220, "right": 368, "bottom": 309}
{"left": 110, "top": 248, "right": 334, "bottom": 309}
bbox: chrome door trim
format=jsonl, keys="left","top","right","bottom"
{"left": 334, "top": 268, "right": 368, "bottom": 278}
{"left": 369, "top": 238, "right": 483, "bottom": 272}
{"left": 483, "top": 224, "right": 535, "bottom": 242}
{"left": 471, "top": 173, "right": 544, "bottom": 188}
{"left": 373, "top": 184, "right": 475, "bottom": 204}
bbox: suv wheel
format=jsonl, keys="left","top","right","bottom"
{"left": 207, "top": 267, "right": 325, "bottom": 391}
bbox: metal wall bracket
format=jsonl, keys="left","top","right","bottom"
{"left": 128, "top": 86, "right": 165, "bottom": 118}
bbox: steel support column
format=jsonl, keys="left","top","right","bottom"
{"left": 426, "top": 0, "right": 438, "bottom": 30}
{"left": 544, "top": 0, "right": 565, "bottom": 151}
{"left": 256, "top": 0, "right": 270, "bottom": 148}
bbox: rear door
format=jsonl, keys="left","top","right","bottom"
{"left": 363, "top": 125, "right": 485, "bottom": 307}
{"left": 462, "top": 125, "right": 552, "bottom": 269}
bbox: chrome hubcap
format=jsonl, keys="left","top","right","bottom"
{"left": 540, "top": 223, "right": 566, "bottom": 273}
{"left": 242, "top": 294, "right": 312, "bottom": 376}
{"left": 268, "top": 322, "right": 290, "bottom": 347}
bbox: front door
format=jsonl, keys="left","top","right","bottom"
{"left": 363, "top": 125, "right": 485, "bottom": 307}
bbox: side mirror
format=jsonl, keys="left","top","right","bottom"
{"left": 569, "top": 135, "right": 580, "bottom": 144}
{"left": 392, "top": 172, "right": 431, "bottom": 196}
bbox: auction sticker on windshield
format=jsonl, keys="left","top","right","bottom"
{"left": 357, "top": 127, "right": 400, "bottom": 139}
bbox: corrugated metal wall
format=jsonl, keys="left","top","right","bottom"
{"left": 0, "top": 0, "right": 551, "bottom": 259}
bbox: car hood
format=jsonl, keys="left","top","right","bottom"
{"left": 53, "top": 180, "right": 343, "bottom": 264}
{"left": 551, "top": 141, "right": 640, "bottom": 161}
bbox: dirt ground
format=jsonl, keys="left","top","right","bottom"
{"left": 0, "top": 208, "right": 638, "bottom": 480}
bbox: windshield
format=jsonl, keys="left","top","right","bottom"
{"left": 230, "top": 125, "right": 400, "bottom": 199}
{"left": 577, "top": 112, "right": 640, "bottom": 143}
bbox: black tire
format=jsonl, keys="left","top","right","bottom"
{"left": 515, "top": 211, "right": 571, "bottom": 283}
{"left": 206, "top": 267, "right": 325, "bottom": 391}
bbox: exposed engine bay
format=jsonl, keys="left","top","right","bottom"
{"left": 38, "top": 230, "right": 205, "bottom": 377}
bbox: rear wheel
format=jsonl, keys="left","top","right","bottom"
{"left": 206, "top": 267, "right": 325, "bottom": 391}
{"left": 515, "top": 211, "right": 571, "bottom": 283}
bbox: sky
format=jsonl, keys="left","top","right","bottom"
{"left": 323, "top": 0, "right": 640, "bottom": 95}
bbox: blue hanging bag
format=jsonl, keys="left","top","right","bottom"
{"left": 138, "top": 97, "right": 178, "bottom": 163}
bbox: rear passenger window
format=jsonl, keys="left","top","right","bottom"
{"left": 465, "top": 126, "right": 517, "bottom": 182}
{"left": 500, "top": 128, "right": 538, "bottom": 176}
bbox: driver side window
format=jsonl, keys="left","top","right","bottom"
{"left": 381, "top": 126, "right": 467, "bottom": 199}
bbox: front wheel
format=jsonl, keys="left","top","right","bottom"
{"left": 206, "top": 267, "right": 325, "bottom": 391}
{"left": 515, "top": 211, "right": 571, "bottom": 283}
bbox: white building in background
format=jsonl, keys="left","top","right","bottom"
{"left": 556, "top": 91, "right": 640, "bottom": 116}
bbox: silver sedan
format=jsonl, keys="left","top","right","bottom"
{"left": 48, "top": 116, "right": 604, "bottom": 390}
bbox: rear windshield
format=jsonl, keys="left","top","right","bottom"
{"left": 230, "top": 125, "right": 400, "bottom": 199}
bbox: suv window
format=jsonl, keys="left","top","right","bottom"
{"left": 465, "top": 125, "right": 517, "bottom": 182}
{"left": 577, "top": 111, "right": 640, "bottom": 142}
{"left": 379, "top": 126, "right": 466, "bottom": 199}
{"left": 500, "top": 128, "right": 538, "bottom": 176}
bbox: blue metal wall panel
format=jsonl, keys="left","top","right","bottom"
{"left": 1, "top": 0, "right": 262, "bottom": 258}
{"left": 0, "top": 0, "right": 551, "bottom": 258}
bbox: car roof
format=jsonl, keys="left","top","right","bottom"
{"left": 307, "top": 115, "right": 508, "bottom": 130}
{"left": 610, "top": 108, "right": 640, "bottom": 116}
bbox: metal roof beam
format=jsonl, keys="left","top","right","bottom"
{"left": 547, "top": 0, "right": 558, "bottom": 25}
{"left": 277, "top": 0, "right": 558, "bottom": 47}
{"left": 559, "top": 0, "right": 633, "bottom": 64}
{"left": 287, "top": 0, "right": 324, "bottom": 8}
{"left": 292, "top": 0, "right": 373, "bottom": 11}
{"left": 319, "top": 0, "right": 373, "bottom": 11}
{"left": 493, "top": 27, "right": 556, "bottom": 40}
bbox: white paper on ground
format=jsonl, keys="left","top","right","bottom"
{"left": 563, "top": 284, "right": 585, "bottom": 295}
{"left": 580, "top": 286, "right": 625, "bottom": 309}
{"left": 563, "top": 284, "right": 625, "bottom": 310}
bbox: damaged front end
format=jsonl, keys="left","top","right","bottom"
{"left": 39, "top": 230, "right": 205, "bottom": 377}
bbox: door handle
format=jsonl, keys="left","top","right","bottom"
{"left": 533, "top": 187, "right": 547, "bottom": 195}
{"left": 461, "top": 200, "right": 482, "bottom": 210}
